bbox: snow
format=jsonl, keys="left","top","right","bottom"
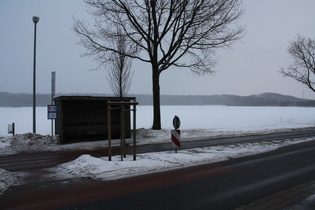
{"left": 0, "top": 169, "right": 15, "bottom": 195}
{"left": 1, "top": 106, "right": 315, "bottom": 196}
{"left": 1, "top": 106, "right": 315, "bottom": 136}
{"left": 0, "top": 133, "right": 58, "bottom": 155}
{"left": 286, "top": 193, "right": 315, "bottom": 209}
{"left": 51, "top": 137, "right": 315, "bottom": 181}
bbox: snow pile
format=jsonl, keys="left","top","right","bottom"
{"left": 51, "top": 137, "right": 315, "bottom": 181}
{"left": 0, "top": 136, "right": 10, "bottom": 149}
{"left": 0, "top": 169, "right": 16, "bottom": 195}
{"left": 1, "top": 133, "right": 57, "bottom": 155}
{"left": 11, "top": 133, "right": 56, "bottom": 149}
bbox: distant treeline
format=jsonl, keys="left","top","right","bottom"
{"left": 1, "top": 92, "right": 315, "bottom": 107}
{"left": 136, "top": 93, "right": 315, "bottom": 106}
{"left": 0, "top": 92, "right": 52, "bottom": 107}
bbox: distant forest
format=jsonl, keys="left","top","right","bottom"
{"left": 1, "top": 92, "right": 315, "bottom": 107}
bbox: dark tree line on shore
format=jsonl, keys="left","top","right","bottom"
{"left": 0, "top": 92, "right": 52, "bottom": 107}
{"left": 1, "top": 92, "right": 314, "bottom": 107}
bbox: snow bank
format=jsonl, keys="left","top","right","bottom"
{"left": 51, "top": 137, "right": 315, "bottom": 181}
{"left": 0, "top": 133, "right": 57, "bottom": 155}
{"left": 0, "top": 169, "right": 16, "bottom": 195}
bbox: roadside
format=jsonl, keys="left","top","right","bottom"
{"left": 1, "top": 129, "right": 315, "bottom": 209}
{"left": 3, "top": 139, "right": 315, "bottom": 209}
{"left": 2, "top": 127, "right": 315, "bottom": 156}
{"left": 1, "top": 128, "right": 315, "bottom": 196}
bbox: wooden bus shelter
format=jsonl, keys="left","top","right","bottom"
{"left": 54, "top": 96, "right": 135, "bottom": 143}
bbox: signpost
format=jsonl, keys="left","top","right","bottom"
{"left": 50, "top": 71, "right": 56, "bottom": 137}
{"left": 48, "top": 104, "right": 57, "bottom": 138}
{"left": 171, "top": 115, "right": 181, "bottom": 153}
{"left": 173, "top": 115, "right": 180, "bottom": 130}
{"left": 8, "top": 123, "right": 15, "bottom": 136}
{"left": 51, "top": 71, "right": 56, "bottom": 97}
{"left": 47, "top": 105, "right": 58, "bottom": 119}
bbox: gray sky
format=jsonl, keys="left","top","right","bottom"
{"left": 1, "top": 0, "right": 315, "bottom": 99}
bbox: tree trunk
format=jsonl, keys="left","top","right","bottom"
{"left": 152, "top": 66, "right": 161, "bottom": 130}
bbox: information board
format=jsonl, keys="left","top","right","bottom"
{"left": 47, "top": 105, "right": 58, "bottom": 119}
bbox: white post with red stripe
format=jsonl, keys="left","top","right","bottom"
{"left": 171, "top": 129, "right": 181, "bottom": 153}
{"left": 171, "top": 116, "right": 181, "bottom": 153}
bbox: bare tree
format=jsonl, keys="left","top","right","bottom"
{"left": 280, "top": 35, "right": 315, "bottom": 92}
{"left": 73, "top": 0, "right": 245, "bottom": 129}
{"left": 107, "top": 28, "right": 134, "bottom": 98}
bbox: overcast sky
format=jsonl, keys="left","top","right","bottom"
{"left": 1, "top": 0, "right": 315, "bottom": 99}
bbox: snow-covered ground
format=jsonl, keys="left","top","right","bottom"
{"left": 1, "top": 106, "right": 315, "bottom": 136}
{"left": 1, "top": 106, "right": 315, "bottom": 196}
{"left": 51, "top": 137, "right": 315, "bottom": 181}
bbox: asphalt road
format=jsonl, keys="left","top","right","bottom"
{"left": 1, "top": 129, "right": 315, "bottom": 209}
{"left": 58, "top": 140, "right": 315, "bottom": 210}
{"left": 1, "top": 129, "right": 315, "bottom": 172}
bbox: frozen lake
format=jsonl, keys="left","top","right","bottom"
{"left": 0, "top": 106, "right": 314, "bottom": 136}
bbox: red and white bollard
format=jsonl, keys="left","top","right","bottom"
{"left": 171, "top": 115, "right": 181, "bottom": 153}
{"left": 171, "top": 129, "right": 181, "bottom": 153}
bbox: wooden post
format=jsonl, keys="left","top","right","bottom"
{"left": 120, "top": 105, "right": 124, "bottom": 161}
{"left": 107, "top": 102, "right": 112, "bottom": 161}
{"left": 107, "top": 100, "right": 138, "bottom": 161}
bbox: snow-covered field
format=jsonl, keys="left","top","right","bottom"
{"left": 1, "top": 106, "right": 315, "bottom": 196}
{"left": 1, "top": 106, "right": 315, "bottom": 135}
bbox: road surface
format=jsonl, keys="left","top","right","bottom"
{"left": 1, "top": 129, "right": 315, "bottom": 171}
{"left": 0, "top": 129, "right": 315, "bottom": 209}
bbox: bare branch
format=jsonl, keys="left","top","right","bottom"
{"left": 280, "top": 35, "right": 315, "bottom": 92}
{"left": 106, "top": 27, "right": 134, "bottom": 97}
{"left": 73, "top": 0, "right": 245, "bottom": 129}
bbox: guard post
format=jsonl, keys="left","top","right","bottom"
{"left": 171, "top": 115, "right": 181, "bottom": 153}
{"left": 107, "top": 99, "right": 138, "bottom": 161}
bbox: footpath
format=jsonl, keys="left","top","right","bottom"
{"left": 236, "top": 180, "right": 315, "bottom": 210}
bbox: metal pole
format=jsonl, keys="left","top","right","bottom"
{"left": 133, "top": 103, "right": 136, "bottom": 161}
{"left": 51, "top": 116, "right": 53, "bottom": 137}
{"left": 51, "top": 71, "right": 55, "bottom": 138}
{"left": 107, "top": 102, "right": 112, "bottom": 161}
{"left": 12, "top": 123, "right": 15, "bottom": 136}
{"left": 122, "top": 105, "right": 126, "bottom": 158}
{"left": 51, "top": 93, "right": 53, "bottom": 138}
{"left": 32, "top": 16, "right": 39, "bottom": 134}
